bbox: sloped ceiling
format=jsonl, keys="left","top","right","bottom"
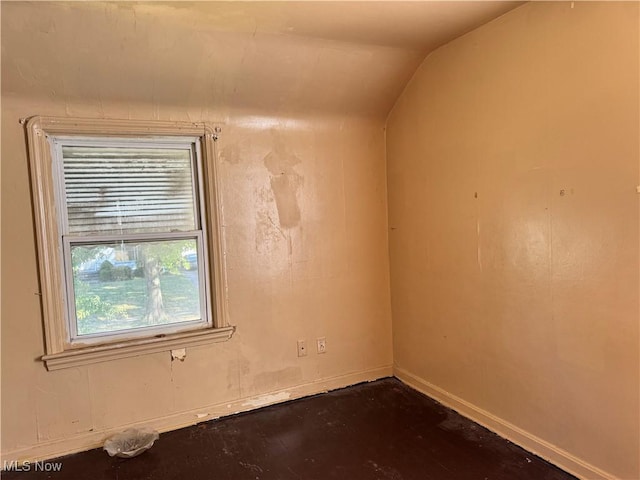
{"left": 1, "top": 1, "right": 521, "bottom": 119}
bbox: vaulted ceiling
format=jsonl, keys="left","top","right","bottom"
{"left": 1, "top": 1, "right": 521, "bottom": 119}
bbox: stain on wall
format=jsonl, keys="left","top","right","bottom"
{"left": 220, "top": 143, "right": 241, "bottom": 165}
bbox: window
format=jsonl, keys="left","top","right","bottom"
{"left": 26, "top": 117, "right": 233, "bottom": 370}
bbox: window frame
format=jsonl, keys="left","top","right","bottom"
{"left": 54, "top": 136, "right": 211, "bottom": 345}
{"left": 26, "top": 116, "right": 234, "bottom": 371}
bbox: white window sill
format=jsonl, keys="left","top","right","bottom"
{"left": 42, "top": 326, "right": 235, "bottom": 371}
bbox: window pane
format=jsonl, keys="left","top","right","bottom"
{"left": 62, "top": 146, "right": 197, "bottom": 235}
{"left": 71, "top": 239, "right": 203, "bottom": 336}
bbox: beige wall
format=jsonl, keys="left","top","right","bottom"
{"left": 1, "top": 1, "right": 399, "bottom": 461}
{"left": 387, "top": 2, "right": 639, "bottom": 479}
{"left": 1, "top": 94, "right": 393, "bottom": 459}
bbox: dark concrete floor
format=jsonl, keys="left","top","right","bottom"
{"left": 3, "top": 378, "right": 576, "bottom": 480}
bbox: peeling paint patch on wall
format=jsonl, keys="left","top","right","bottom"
{"left": 242, "top": 391, "right": 291, "bottom": 408}
{"left": 263, "top": 132, "right": 303, "bottom": 229}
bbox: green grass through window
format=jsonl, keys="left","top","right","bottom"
{"left": 75, "top": 273, "right": 201, "bottom": 335}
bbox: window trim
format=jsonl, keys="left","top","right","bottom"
{"left": 26, "top": 116, "right": 234, "bottom": 371}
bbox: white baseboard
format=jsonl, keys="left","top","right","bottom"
{"left": 394, "top": 367, "right": 617, "bottom": 480}
{"left": 2, "top": 365, "right": 393, "bottom": 464}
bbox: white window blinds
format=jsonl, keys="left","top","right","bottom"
{"left": 61, "top": 145, "right": 198, "bottom": 235}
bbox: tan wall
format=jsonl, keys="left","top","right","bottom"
{"left": 387, "top": 2, "right": 639, "bottom": 479}
{"left": 1, "top": 1, "right": 399, "bottom": 461}
{"left": 0, "top": 93, "right": 393, "bottom": 459}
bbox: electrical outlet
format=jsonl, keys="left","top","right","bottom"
{"left": 297, "top": 340, "right": 307, "bottom": 357}
{"left": 317, "top": 337, "right": 326, "bottom": 354}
